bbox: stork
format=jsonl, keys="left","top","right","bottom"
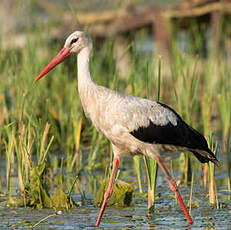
{"left": 34, "top": 31, "right": 219, "bottom": 227}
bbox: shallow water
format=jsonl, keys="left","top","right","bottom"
{"left": 0, "top": 153, "right": 231, "bottom": 229}
{"left": 1, "top": 181, "right": 231, "bottom": 229}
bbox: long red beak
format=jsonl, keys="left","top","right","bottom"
{"left": 34, "top": 47, "right": 71, "bottom": 82}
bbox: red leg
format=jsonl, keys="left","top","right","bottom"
{"left": 155, "top": 157, "right": 193, "bottom": 225}
{"left": 95, "top": 156, "right": 120, "bottom": 227}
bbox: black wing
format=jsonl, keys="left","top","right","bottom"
{"left": 130, "top": 117, "right": 208, "bottom": 150}
{"left": 130, "top": 102, "right": 219, "bottom": 165}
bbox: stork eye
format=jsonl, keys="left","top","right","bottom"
{"left": 71, "top": 38, "right": 79, "bottom": 45}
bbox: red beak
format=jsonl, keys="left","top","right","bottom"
{"left": 34, "top": 47, "right": 71, "bottom": 82}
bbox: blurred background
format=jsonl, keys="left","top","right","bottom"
{"left": 1, "top": 0, "right": 231, "bottom": 57}
{"left": 0, "top": 0, "right": 231, "bottom": 228}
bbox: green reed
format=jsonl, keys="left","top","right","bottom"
{"left": 226, "top": 135, "right": 231, "bottom": 199}
{"left": 200, "top": 59, "right": 213, "bottom": 191}
{"left": 143, "top": 57, "right": 161, "bottom": 211}
{"left": 189, "top": 172, "right": 194, "bottom": 215}
{"left": 171, "top": 40, "right": 200, "bottom": 184}
{"left": 5, "top": 125, "right": 15, "bottom": 194}
{"left": 207, "top": 133, "right": 219, "bottom": 206}
{"left": 0, "top": 22, "right": 230, "bottom": 212}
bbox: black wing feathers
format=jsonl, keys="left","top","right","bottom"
{"left": 130, "top": 102, "right": 219, "bottom": 165}
{"left": 130, "top": 118, "right": 208, "bottom": 150}
{"left": 192, "top": 150, "right": 219, "bottom": 166}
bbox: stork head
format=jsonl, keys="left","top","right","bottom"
{"left": 64, "top": 31, "right": 92, "bottom": 54}
{"left": 34, "top": 31, "right": 91, "bottom": 82}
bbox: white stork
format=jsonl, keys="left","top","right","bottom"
{"left": 34, "top": 31, "right": 219, "bottom": 227}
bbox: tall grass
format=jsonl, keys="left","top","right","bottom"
{"left": 207, "top": 133, "right": 218, "bottom": 205}
{"left": 226, "top": 134, "right": 231, "bottom": 199}
{"left": 142, "top": 57, "right": 161, "bottom": 211}
{"left": 171, "top": 40, "right": 200, "bottom": 184}
{"left": 0, "top": 24, "right": 230, "bottom": 210}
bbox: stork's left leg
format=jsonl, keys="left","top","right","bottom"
{"left": 95, "top": 156, "right": 120, "bottom": 227}
{"left": 154, "top": 156, "right": 193, "bottom": 225}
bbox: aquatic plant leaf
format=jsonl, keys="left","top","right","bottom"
{"left": 24, "top": 163, "right": 52, "bottom": 208}
{"left": 95, "top": 179, "right": 133, "bottom": 207}
{"left": 51, "top": 187, "right": 77, "bottom": 209}
{"left": 6, "top": 195, "right": 24, "bottom": 207}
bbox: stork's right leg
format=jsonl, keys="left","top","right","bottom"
{"left": 154, "top": 156, "right": 193, "bottom": 225}
{"left": 95, "top": 156, "right": 120, "bottom": 227}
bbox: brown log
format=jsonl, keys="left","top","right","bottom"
{"left": 166, "top": 2, "right": 231, "bottom": 18}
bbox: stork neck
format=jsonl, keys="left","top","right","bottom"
{"left": 77, "top": 46, "right": 94, "bottom": 88}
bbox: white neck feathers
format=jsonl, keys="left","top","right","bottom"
{"left": 77, "top": 46, "right": 94, "bottom": 88}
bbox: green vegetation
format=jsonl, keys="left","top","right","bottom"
{"left": 95, "top": 179, "right": 133, "bottom": 207}
{"left": 0, "top": 22, "right": 230, "bottom": 214}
